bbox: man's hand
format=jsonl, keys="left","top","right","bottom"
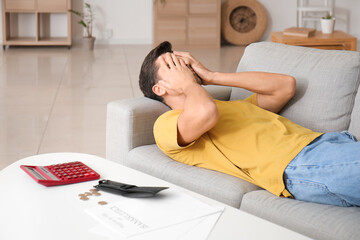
{"left": 173, "top": 51, "right": 213, "bottom": 85}
{"left": 157, "top": 52, "right": 198, "bottom": 95}
{"left": 175, "top": 51, "right": 296, "bottom": 114}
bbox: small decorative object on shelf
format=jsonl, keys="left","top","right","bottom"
{"left": 283, "top": 27, "right": 316, "bottom": 38}
{"left": 69, "top": 2, "right": 95, "bottom": 50}
{"left": 221, "top": 0, "right": 267, "bottom": 46}
{"left": 321, "top": 14, "right": 335, "bottom": 34}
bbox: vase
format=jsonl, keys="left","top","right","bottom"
{"left": 321, "top": 18, "right": 336, "bottom": 34}
{"left": 83, "top": 37, "right": 96, "bottom": 50}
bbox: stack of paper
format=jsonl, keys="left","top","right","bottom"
{"left": 85, "top": 188, "right": 224, "bottom": 239}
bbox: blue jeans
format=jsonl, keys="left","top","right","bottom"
{"left": 283, "top": 131, "right": 360, "bottom": 207}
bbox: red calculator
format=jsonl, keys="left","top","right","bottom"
{"left": 20, "top": 161, "right": 100, "bottom": 187}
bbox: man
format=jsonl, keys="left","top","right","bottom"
{"left": 139, "top": 41, "right": 360, "bottom": 207}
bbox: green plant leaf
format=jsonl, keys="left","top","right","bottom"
{"left": 322, "top": 14, "right": 332, "bottom": 19}
{"left": 69, "top": 3, "right": 94, "bottom": 37}
{"left": 78, "top": 20, "right": 87, "bottom": 28}
{"left": 69, "top": 9, "right": 82, "bottom": 17}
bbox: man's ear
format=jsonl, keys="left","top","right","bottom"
{"left": 152, "top": 83, "right": 166, "bottom": 97}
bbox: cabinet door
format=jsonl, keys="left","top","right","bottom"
{"left": 37, "top": 0, "right": 68, "bottom": 11}
{"left": 188, "top": 16, "right": 219, "bottom": 46}
{"left": 5, "top": 0, "right": 35, "bottom": 10}
{"left": 155, "top": 18, "right": 187, "bottom": 46}
{"left": 189, "top": 0, "right": 218, "bottom": 15}
{"left": 156, "top": 0, "right": 187, "bottom": 16}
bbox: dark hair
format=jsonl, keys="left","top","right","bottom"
{"left": 139, "top": 41, "right": 173, "bottom": 102}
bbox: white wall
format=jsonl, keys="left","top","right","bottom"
{"left": 85, "top": 0, "right": 153, "bottom": 44}
{"left": 0, "top": 0, "right": 359, "bottom": 45}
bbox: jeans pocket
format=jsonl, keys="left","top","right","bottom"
{"left": 285, "top": 178, "right": 351, "bottom": 207}
{"left": 341, "top": 131, "right": 358, "bottom": 142}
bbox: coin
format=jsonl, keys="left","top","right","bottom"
{"left": 84, "top": 192, "right": 92, "bottom": 196}
{"left": 98, "top": 201, "right": 107, "bottom": 205}
{"left": 93, "top": 192, "right": 101, "bottom": 196}
{"left": 78, "top": 194, "right": 86, "bottom": 197}
{"left": 80, "top": 196, "right": 89, "bottom": 201}
{"left": 89, "top": 189, "right": 98, "bottom": 192}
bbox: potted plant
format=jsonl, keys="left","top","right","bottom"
{"left": 69, "top": 3, "right": 95, "bottom": 50}
{"left": 321, "top": 14, "right": 335, "bottom": 34}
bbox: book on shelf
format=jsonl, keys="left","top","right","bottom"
{"left": 283, "top": 27, "right": 316, "bottom": 37}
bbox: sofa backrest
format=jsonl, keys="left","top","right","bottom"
{"left": 231, "top": 42, "right": 360, "bottom": 134}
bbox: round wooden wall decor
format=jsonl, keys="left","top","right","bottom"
{"left": 222, "top": 0, "right": 267, "bottom": 45}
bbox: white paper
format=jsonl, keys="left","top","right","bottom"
{"left": 178, "top": 212, "right": 222, "bottom": 240}
{"left": 85, "top": 188, "right": 223, "bottom": 238}
{"left": 89, "top": 211, "right": 223, "bottom": 240}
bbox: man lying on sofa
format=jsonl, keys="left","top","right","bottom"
{"left": 139, "top": 41, "right": 360, "bottom": 207}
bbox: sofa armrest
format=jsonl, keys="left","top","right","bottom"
{"left": 203, "top": 85, "right": 232, "bottom": 101}
{"left": 106, "top": 97, "right": 170, "bottom": 164}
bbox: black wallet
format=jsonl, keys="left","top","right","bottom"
{"left": 94, "top": 179, "right": 169, "bottom": 198}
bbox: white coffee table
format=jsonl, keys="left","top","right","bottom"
{"left": 0, "top": 153, "right": 311, "bottom": 240}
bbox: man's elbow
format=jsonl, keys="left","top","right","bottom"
{"left": 208, "top": 102, "right": 219, "bottom": 127}
{"left": 200, "top": 101, "right": 219, "bottom": 129}
{"left": 285, "top": 76, "right": 296, "bottom": 99}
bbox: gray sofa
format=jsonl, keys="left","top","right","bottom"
{"left": 106, "top": 42, "right": 360, "bottom": 240}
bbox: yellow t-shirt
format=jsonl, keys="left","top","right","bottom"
{"left": 153, "top": 94, "right": 323, "bottom": 197}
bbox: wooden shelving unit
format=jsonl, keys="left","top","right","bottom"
{"left": 153, "top": 0, "right": 221, "bottom": 48}
{"left": 2, "top": 0, "right": 72, "bottom": 49}
{"left": 271, "top": 31, "right": 357, "bottom": 51}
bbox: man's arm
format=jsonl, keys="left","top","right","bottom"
{"left": 210, "top": 72, "right": 296, "bottom": 113}
{"left": 174, "top": 51, "right": 296, "bottom": 114}
{"left": 177, "top": 82, "right": 218, "bottom": 146}
{"left": 156, "top": 53, "right": 219, "bottom": 146}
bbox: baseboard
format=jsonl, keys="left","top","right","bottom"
{"left": 75, "top": 37, "right": 152, "bottom": 45}
{"left": 97, "top": 38, "right": 152, "bottom": 45}
{"left": 0, "top": 38, "right": 152, "bottom": 47}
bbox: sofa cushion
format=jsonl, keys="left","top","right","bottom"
{"left": 240, "top": 190, "right": 360, "bottom": 240}
{"left": 349, "top": 89, "right": 360, "bottom": 139}
{"left": 232, "top": 42, "right": 360, "bottom": 133}
{"left": 127, "top": 144, "right": 261, "bottom": 208}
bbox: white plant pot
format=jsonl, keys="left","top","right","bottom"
{"left": 321, "top": 18, "right": 335, "bottom": 34}
{"left": 83, "top": 37, "right": 96, "bottom": 50}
